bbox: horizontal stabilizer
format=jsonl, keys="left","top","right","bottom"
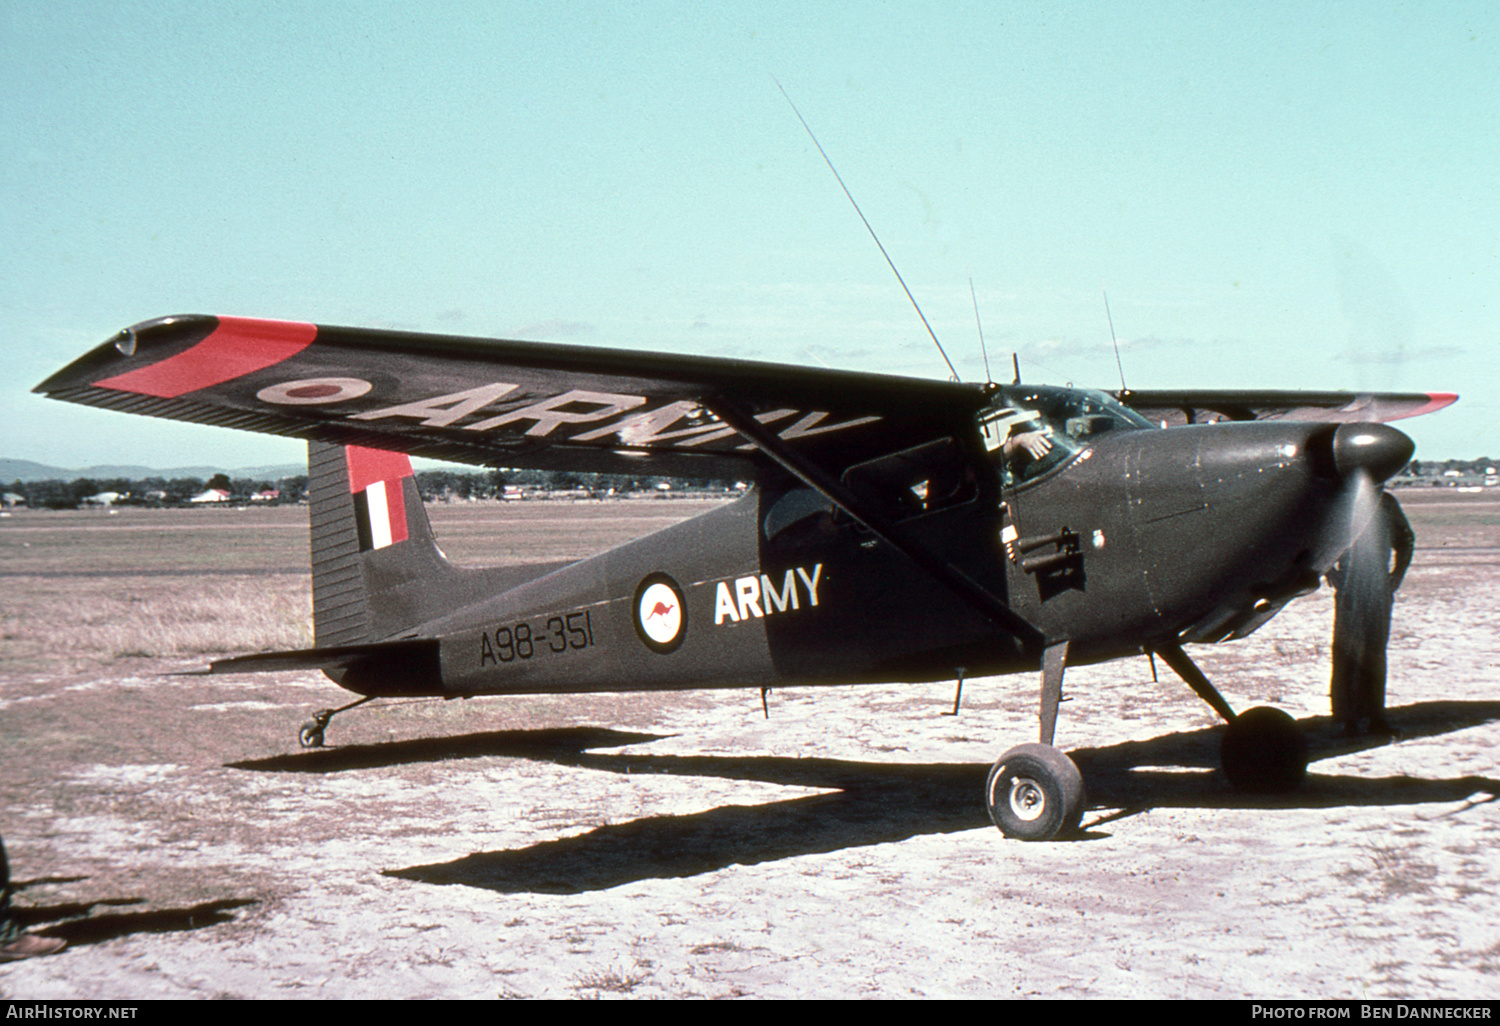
{"left": 208, "top": 638, "right": 432, "bottom": 673}
{"left": 209, "top": 638, "right": 442, "bottom": 697}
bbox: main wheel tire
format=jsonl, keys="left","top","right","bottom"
{"left": 1220, "top": 706, "right": 1308, "bottom": 793}
{"left": 986, "top": 743, "right": 1085, "bottom": 841}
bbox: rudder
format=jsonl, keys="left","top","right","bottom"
{"left": 308, "top": 441, "right": 456, "bottom": 646}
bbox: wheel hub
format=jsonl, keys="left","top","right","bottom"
{"left": 1008, "top": 776, "right": 1046, "bottom": 821}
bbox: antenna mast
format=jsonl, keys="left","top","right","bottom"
{"left": 776, "top": 79, "right": 959, "bottom": 381}
{"left": 1104, "top": 289, "right": 1127, "bottom": 391}
{"left": 970, "top": 277, "right": 992, "bottom": 383}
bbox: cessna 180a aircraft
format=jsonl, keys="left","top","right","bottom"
{"left": 36, "top": 314, "right": 1456, "bottom": 840}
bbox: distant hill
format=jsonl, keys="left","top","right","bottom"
{"left": 0, "top": 458, "right": 305, "bottom": 483}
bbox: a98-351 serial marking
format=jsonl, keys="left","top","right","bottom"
{"left": 479, "top": 610, "right": 594, "bottom": 666}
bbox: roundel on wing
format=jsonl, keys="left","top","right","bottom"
{"left": 257, "top": 377, "right": 373, "bottom": 405}
{"left": 633, "top": 574, "right": 686, "bottom": 653}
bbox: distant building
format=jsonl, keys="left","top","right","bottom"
{"left": 82, "top": 491, "right": 123, "bottom": 506}
{"left": 0, "top": 492, "right": 25, "bottom": 508}
{"left": 189, "top": 488, "right": 231, "bottom": 503}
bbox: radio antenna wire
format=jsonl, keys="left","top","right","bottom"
{"left": 970, "top": 277, "right": 992, "bottom": 383}
{"left": 776, "top": 79, "right": 959, "bottom": 381}
{"left": 1104, "top": 289, "right": 1127, "bottom": 392}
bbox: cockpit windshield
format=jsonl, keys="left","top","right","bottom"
{"left": 979, "top": 385, "right": 1153, "bottom": 485}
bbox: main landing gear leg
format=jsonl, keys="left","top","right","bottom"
{"left": 1153, "top": 642, "right": 1307, "bottom": 793}
{"left": 987, "top": 640, "right": 1086, "bottom": 841}
{"left": 299, "top": 696, "right": 374, "bottom": 749}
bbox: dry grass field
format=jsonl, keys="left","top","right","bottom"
{"left": 0, "top": 491, "right": 1497, "bottom": 999}
{"left": 0, "top": 499, "right": 716, "bottom": 674}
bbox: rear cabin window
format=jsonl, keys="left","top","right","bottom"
{"left": 761, "top": 438, "right": 978, "bottom": 542}
{"left": 839, "top": 437, "right": 976, "bottom": 523}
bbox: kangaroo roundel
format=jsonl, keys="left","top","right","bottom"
{"left": 634, "top": 574, "right": 686, "bottom": 653}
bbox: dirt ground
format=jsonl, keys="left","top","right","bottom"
{"left": 1, "top": 492, "right": 1497, "bottom": 999}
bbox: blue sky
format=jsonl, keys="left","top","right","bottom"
{"left": 4, "top": 1, "right": 1495, "bottom": 469}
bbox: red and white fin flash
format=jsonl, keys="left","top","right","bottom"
{"left": 347, "top": 445, "right": 413, "bottom": 551}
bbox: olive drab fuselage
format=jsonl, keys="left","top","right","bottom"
{"left": 410, "top": 386, "right": 1356, "bottom": 701}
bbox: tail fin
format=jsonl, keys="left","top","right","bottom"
{"left": 308, "top": 441, "right": 458, "bottom": 646}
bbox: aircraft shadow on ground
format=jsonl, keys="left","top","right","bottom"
{"left": 353, "top": 700, "right": 1500, "bottom": 895}
{"left": 8, "top": 889, "right": 257, "bottom": 947}
{"left": 229, "top": 727, "right": 674, "bottom": 773}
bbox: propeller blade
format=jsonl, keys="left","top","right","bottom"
{"left": 1329, "top": 469, "right": 1393, "bottom": 730}
{"left": 1312, "top": 423, "right": 1414, "bottom": 570}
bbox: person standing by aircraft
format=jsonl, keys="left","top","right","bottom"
{"left": 1329, "top": 491, "right": 1414, "bottom": 737}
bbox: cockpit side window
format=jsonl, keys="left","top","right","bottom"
{"left": 982, "top": 405, "right": 1071, "bottom": 485}
{"left": 981, "top": 386, "right": 1150, "bottom": 485}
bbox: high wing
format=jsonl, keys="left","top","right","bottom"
{"left": 1114, "top": 388, "right": 1458, "bottom": 427}
{"left": 35, "top": 315, "right": 991, "bottom": 480}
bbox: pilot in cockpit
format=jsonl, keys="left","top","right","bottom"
{"left": 981, "top": 406, "right": 1054, "bottom": 480}
{"left": 981, "top": 387, "right": 1152, "bottom": 485}
{"left": 1002, "top": 423, "right": 1053, "bottom": 468}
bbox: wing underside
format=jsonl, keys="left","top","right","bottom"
{"left": 1116, "top": 388, "right": 1457, "bottom": 427}
{"left": 36, "top": 315, "right": 989, "bottom": 479}
{"left": 36, "top": 316, "right": 1457, "bottom": 478}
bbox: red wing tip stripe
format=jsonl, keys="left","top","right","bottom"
{"left": 1391, "top": 392, "right": 1460, "bottom": 421}
{"left": 92, "top": 317, "right": 317, "bottom": 398}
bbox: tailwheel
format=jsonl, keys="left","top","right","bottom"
{"left": 986, "top": 743, "right": 1085, "bottom": 841}
{"left": 299, "top": 710, "right": 333, "bottom": 749}
{"left": 1220, "top": 706, "right": 1308, "bottom": 793}
{"left": 296, "top": 696, "right": 373, "bottom": 749}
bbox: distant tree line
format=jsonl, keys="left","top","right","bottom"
{"left": 1407, "top": 458, "right": 1497, "bottom": 473}
{"left": 1401, "top": 458, "right": 1497, "bottom": 481}
{"left": 411, "top": 467, "right": 734, "bottom": 501}
{"left": 6, "top": 456, "right": 1494, "bottom": 511}
{"left": 5, "top": 467, "right": 737, "bottom": 509}
{"left": 5, "top": 474, "right": 310, "bottom": 509}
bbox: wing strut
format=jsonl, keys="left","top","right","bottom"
{"left": 703, "top": 394, "right": 1043, "bottom": 647}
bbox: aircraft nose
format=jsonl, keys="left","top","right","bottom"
{"left": 1326, "top": 422, "right": 1415, "bottom": 483}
